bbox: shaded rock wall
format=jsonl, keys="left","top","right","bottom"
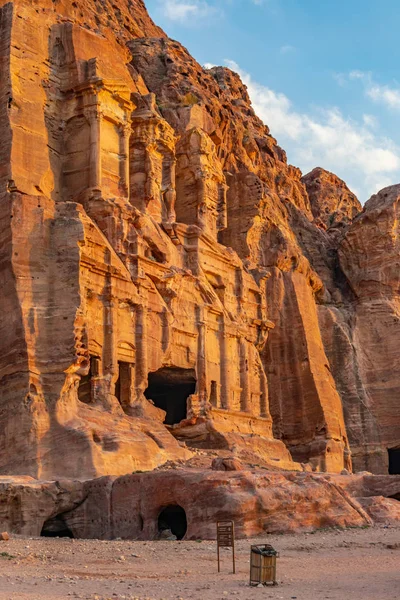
{"left": 338, "top": 186, "right": 400, "bottom": 472}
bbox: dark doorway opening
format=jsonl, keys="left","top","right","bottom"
{"left": 78, "top": 355, "right": 100, "bottom": 404}
{"left": 209, "top": 380, "right": 218, "bottom": 407}
{"left": 115, "top": 361, "right": 133, "bottom": 408}
{"left": 158, "top": 505, "right": 187, "bottom": 540}
{"left": 144, "top": 367, "right": 196, "bottom": 425}
{"left": 41, "top": 516, "right": 74, "bottom": 538}
{"left": 388, "top": 448, "right": 400, "bottom": 474}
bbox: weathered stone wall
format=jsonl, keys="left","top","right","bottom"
{"left": 2, "top": 471, "right": 400, "bottom": 539}
{"left": 63, "top": 471, "right": 374, "bottom": 539}
{"left": 0, "top": 0, "right": 399, "bottom": 479}
{"left": 338, "top": 186, "right": 400, "bottom": 473}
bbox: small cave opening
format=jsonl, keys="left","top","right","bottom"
{"left": 158, "top": 505, "right": 187, "bottom": 540}
{"left": 388, "top": 448, "right": 400, "bottom": 475}
{"left": 144, "top": 367, "right": 196, "bottom": 426}
{"left": 41, "top": 516, "right": 74, "bottom": 538}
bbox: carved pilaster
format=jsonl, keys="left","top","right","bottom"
{"left": 119, "top": 122, "right": 131, "bottom": 197}
{"left": 135, "top": 296, "right": 148, "bottom": 395}
{"left": 239, "top": 338, "right": 250, "bottom": 412}
{"left": 219, "top": 315, "right": 230, "bottom": 410}
{"left": 217, "top": 183, "right": 228, "bottom": 232}
{"left": 196, "top": 305, "right": 207, "bottom": 405}
{"left": 259, "top": 367, "right": 268, "bottom": 418}
{"left": 85, "top": 107, "right": 102, "bottom": 189}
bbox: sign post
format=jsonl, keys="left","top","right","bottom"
{"left": 216, "top": 520, "right": 235, "bottom": 574}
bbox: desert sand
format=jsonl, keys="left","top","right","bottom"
{"left": 0, "top": 526, "right": 399, "bottom": 600}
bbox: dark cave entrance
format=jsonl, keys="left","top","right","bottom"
{"left": 144, "top": 367, "right": 196, "bottom": 426}
{"left": 388, "top": 448, "right": 400, "bottom": 474}
{"left": 158, "top": 505, "right": 187, "bottom": 540}
{"left": 41, "top": 516, "right": 74, "bottom": 538}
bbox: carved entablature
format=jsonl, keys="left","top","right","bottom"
{"left": 130, "top": 93, "right": 177, "bottom": 226}
{"left": 61, "top": 72, "right": 133, "bottom": 202}
{"left": 175, "top": 128, "right": 227, "bottom": 240}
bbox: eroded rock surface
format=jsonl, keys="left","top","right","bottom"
{"left": 302, "top": 167, "right": 361, "bottom": 231}
{"left": 0, "top": 0, "right": 398, "bottom": 480}
{"left": 2, "top": 469, "right": 400, "bottom": 538}
{"left": 0, "top": 476, "right": 86, "bottom": 536}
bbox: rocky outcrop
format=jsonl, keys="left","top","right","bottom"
{"left": 2, "top": 470, "right": 399, "bottom": 539}
{"left": 0, "top": 476, "right": 86, "bottom": 536}
{"left": 358, "top": 496, "right": 400, "bottom": 524}
{"left": 0, "top": 471, "right": 376, "bottom": 538}
{"left": 0, "top": 0, "right": 399, "bottom": 480}
{"left": 66, "top": 470, "right": 375, "bottom": 539}
{"left": 302, "top": 167, "right": 361, "bottom": 231}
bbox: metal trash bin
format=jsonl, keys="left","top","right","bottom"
{"left": 249, "top": 544, "right": 279, "bottom": 586}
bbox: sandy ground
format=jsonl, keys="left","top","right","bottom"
{"left": 0, "top": 526, "right": 399, "bottom": 600}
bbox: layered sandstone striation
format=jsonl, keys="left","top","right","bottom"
{"left": 0, "top": 0, "right": 399, "bottom": 481}
{"left": 1, "top": 470, "right": 400, "bottom": 538}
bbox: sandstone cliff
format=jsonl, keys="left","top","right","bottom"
{"left": 302, "top": 167, "right": 362, "bottom": 231}
{"left": 0, "top": 0, "right": 398, "bottom": 479}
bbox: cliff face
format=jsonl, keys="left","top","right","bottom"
{"left": 0, "top": 0, "right": 398, "bottom": 479}
{"left": 302, "top": 167, "right": 362, "bottom": 231}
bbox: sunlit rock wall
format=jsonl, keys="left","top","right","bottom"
{"left": 0, "top": 0, "right": 398, "bottom": 478}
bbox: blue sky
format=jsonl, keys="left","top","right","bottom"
{"left": 145, "top": 0, "right": 400, "bottom": 203}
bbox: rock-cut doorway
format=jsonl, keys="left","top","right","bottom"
{"left": 388, "top": 448, "right": 400, "bottom": 474}
{"left": 144, "top": 367, "right": 196, "bottom": 426}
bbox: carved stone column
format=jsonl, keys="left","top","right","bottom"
{"left": 102, "top": 251, "right": 118, "bottom": 405}
{"left": 259, "top": 366, "right": 269, "bottom": 418}
{"left": 196, "top": 305, "right": 207, "bottom": 406}
{"left": 163, "top": 158, "right": 177, "bottom": 226}
{"left": 135, "top": 294, "right": 148, "bottom": 395}
{"left": 120, "top": 123, "right": 131, "bottom": 197}
{"left": 219, "top": 315, "right": 230, "bottom": 410}
{"left": 86, "top": 108, "right": 102, "bottom": 189}
{"left": 239, "top": 338, "right": 250, "bottom": 413}
{"left": 217, "top": 183, "right": 228, "bottom": 231}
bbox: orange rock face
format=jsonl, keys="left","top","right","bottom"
{"left": 66, "top": 470, "right": 375, "bottom": 539}
{"left": 1, "top": 471, "right": 399, "bottom": 538}
{"left": 302, "top": 167, "right": 362, "bottom": 231}
{"left": 0, "top": 0, "right": 398, "bottom": 480}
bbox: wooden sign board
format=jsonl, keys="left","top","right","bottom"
{"left": 216, "top": 520, "right": 235, "bottom": 573}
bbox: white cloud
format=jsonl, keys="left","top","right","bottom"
{"left": 367, "top": 84, "right": 400, "bottom": 110}
{"left": 158, "top": 0, "right": 273, "bottom": 24}
{"left": 362, "top": 114, "right": 378, "bottom": 129}
{"left": 225, "top": 60, "right": 400, "bottom": 202}
{"left": 161, "top": 0, "right": 217, "bottom": 22}
{"left": 280, "top": 44, "right": 296, "bottom": 54}
{"left": 333, "top": 72, "right": 348, "bottom": 87}
{"left": 337, "top": 70, "right": 400, "bottom": 112}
